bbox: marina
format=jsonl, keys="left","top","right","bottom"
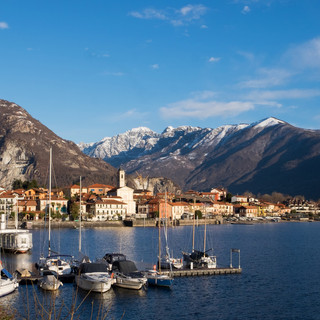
{"left": 1, "top": 222, "right": 320, "bottom": 319}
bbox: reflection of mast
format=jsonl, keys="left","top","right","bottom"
{"left": 79, "top": 176, "right": 82, "bottom": 253}
{"left": 48, "top": 147, "right": 52, "bottom": 256}
{"left": 158, "top": 199, "right": 161, "bottom": 274}
{"left": 192, "top": 198, "right": 195, "bottom": 252}
{"left": 203, "top": 215, "right": 207, "bottom": 255}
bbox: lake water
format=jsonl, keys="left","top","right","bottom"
{"left": 1, "top": 222, "right": 320, "bottom": 319}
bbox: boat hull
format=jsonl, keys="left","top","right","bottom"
{"left": 0, "top": 278, "right": 19, "bottom": 297}
{"left": 114, "top": 275, "right": 146, "bottom": 290}
{"left": 75, "top": 272, "right": 113, "bottom": 293}
{"left": 0, "top": 230, "right": 32, "bottom": 254}
{"left": 38, "top": 275, "right": 63, "bottom": 291}
{"left": 147, "top": 272, "right": 173, "bottom": 287}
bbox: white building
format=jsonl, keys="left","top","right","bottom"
{"left": 108, "top": 169, "right": 136, "bottom": 217}
{"left": 89, "top": 199, "right": 127, "bottom": 221}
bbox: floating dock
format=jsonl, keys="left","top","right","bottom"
{"left": 161, "top": 267, "right": 242, "bottom": 277}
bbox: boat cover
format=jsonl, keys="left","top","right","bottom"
{"left": 103, "top": 253, "right": 126, "bottom": 264}
{"left": 112, "top": 260, "right": 138, "bottom": 274}
{"left": 1, "top": 268, "right": 13, "bottom": 279}
{"left": 79, "top": 263, "right": 109, "bottom": 274}
{"left": 189, "top": 250, "right": 209, "bottom": 261}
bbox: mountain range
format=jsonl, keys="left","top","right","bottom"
{"left": 79, "top": 118, "right": 320, "bottom": 200}
{"left": 1, "top": 98, "right": 320, "bottom": 199}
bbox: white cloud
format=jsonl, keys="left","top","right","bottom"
{"left": 239, "top": 68, "right": 293, "bottom": 88}
{"left": 201, "top": 24, "right": 208, "bottom": 29}
{"left": 246, "top": 89, "right": 320, "bottom": 101}
{"left": 0, "top": 22, "right": 9, "bottom": 29}
{"left": 151, "top": 64, "right": 159, "bottom": 70}
{"left": 285, "top": 37, "right": 320, "bottom": 69}
{"left": 129, "top": 8, "right": 167, "bottom": 20}
{"left": 129, "top": 5, "right": 208, "bottom": 26}
{"left": 242, "top": 6, "right": 251, "bottom": 14}
{"left": 160, "top": 97, "right": 255, "bottom": 119}
{"left": 209, "top": 57, "right": 220, "bottom": 63}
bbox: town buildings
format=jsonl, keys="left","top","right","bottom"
{"left": 2, "top": 171, "right": 314, "bottom": 223}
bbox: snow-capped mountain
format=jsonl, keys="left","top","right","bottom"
{"left": 78, "top": 116, "right": 320, "bottom": 199}
{"left": 78, "top": 117, "right": 285, "bottom": 168}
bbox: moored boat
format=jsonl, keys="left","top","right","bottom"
{"left": 75, "top": 262, "right": 115, "bottom": 293}
{"left": 38, "top": 270, "right": 63, "bottom": 291}
{"left": 0, "top": 260, "right": 19, "bottom": 297}
{"left": 112, "top": 260, "right": 147, "bottom": 290}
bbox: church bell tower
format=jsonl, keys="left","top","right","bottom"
{"left": 118, "top": 168, "right": 125, "bottom": 188}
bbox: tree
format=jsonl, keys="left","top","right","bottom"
{"left": 225, "top": 192, "right": 233, "bottom": 203}
{"left": 195, "top": 210, "right": 202, "bottom": 219}
{"left": 12, "top": 179, "right": 23, "bottom": 189}
{"left": 70, "top": 202, "right": 79, "bottom": 221}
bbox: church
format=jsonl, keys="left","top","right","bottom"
{"left": 108, "top": 169, "right": 136, "bottom": 218}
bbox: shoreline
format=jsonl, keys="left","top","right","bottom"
{"left": 5, "top": 217, "right": 315, "bottom": 229}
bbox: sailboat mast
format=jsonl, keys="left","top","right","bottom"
{"left": 48, "top": 147, "right": 52, "bottom": 256}
{"left": 158, "top": 199, "right": 161, "bottom": 274}
{"left": 192, "top": 198, "right": 195, "bottom": 252}
{"left": 203, "top": 215, "right": 207, "bottom": 255}
{"left": 14, "top": 195, "right": 18, "bottom": 230}
{"left": 79, "top": 176, "right": 82, "bottom": 252}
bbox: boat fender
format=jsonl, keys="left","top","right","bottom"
{"left": 111, "top": 273, "right": 114, "bottom": 279}
{"left": 153, "top": 264, "right": 156, "bottom": 271}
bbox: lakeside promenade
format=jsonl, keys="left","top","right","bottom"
{"left": 5, "top": 216, "right": 298, "bottom": 229}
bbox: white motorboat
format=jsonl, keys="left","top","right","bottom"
{"left": 111, "top": 260, "right": 147, "bottom": 290}
{"left": 38, "top": 270, "right": 63, "bottom": 291}
{"left": 0, "top": 261, "right": 19, "bottom": 297}
{"left": 75, "top": 263, "right": 115, "bottom": 293}
{"left": 38, "top": 254, "right": 74, "bottom": 276}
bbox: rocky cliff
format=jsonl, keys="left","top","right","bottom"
{"left": 0, "top": 99, "right": 118, "bottom": 189}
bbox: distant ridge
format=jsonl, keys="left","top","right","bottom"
{"left": 79, "top": 117, "right": 320, "bottom": 199}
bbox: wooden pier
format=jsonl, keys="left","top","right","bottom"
{"left": 161, "top": 267, "right": 242, "bottom": 277}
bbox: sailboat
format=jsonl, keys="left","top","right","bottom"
{"left": 37, "top": 148, "right": 74, "bottom": 280}
{"left": 160, "top": 196, "right": 183, "bottom": 270}
{"left": 0, "top": 252, "right": 19, "bottom": 297}
{"left": 182, "top": 213, "right": 217, "bottom": 269}
{"left": 147, "top": 192, "right": 173, "bottom": 287}
{"left": 73, "top": 176, "right": 90, "bottom": 268}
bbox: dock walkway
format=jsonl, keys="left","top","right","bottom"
{"left": 161, "top": 267, "right": 242, "bottom": 277}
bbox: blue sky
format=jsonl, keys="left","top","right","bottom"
{"left": 1, "top": 0, "right": 320, "bottom": 143}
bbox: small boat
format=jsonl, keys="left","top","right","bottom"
{"left": 182, "top": 214, "right": 217, "bottom": 269}
{"left": 160, "top": 255, "right": 183, "bottom": 270}
{"left": 147, "top": 192, "right": 174, "bottom": 288}
{"left": 38, "top": 254, "right": 74, "bottom": 276}
{"left": 112, "top": 260, "right": 147, "bottom": 290}
{"left": 36, "top": 148, "right": 74, "bottom": 280}
{"left": 0, "top": 261, "right": 19, "bottom": 297}
{"left": 75, "top": 262, "right": 115, "bottom": 293}
{"left": 38, "top": 270, "right": 63, "bottom": 291}
{"left": 182, "top": 249, "right": 217, "bottom": 269}
{"left": 146, "top": 269, "right": 173, "bottom": 287}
